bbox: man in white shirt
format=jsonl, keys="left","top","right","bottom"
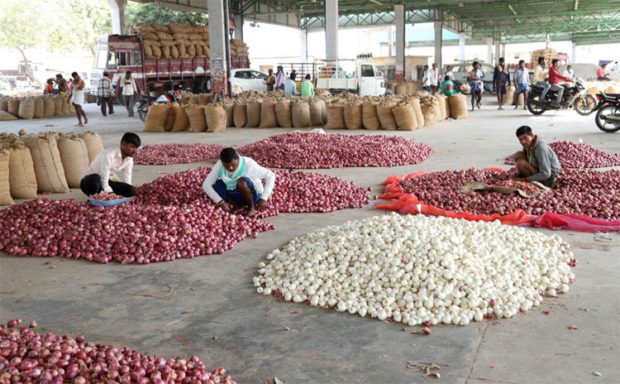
{"left": 203, "top": 148, "right": 276, "bottom": 217}
{"left": 80, "top": 133, "right": 141, "bottom": 197}
{"left": 422, "top": 65, "right": 432, "bottom": 92}
{"left": 563, "top": 65, "right": 575, "bottom": 80}
{"left": 429, "top": 63, "right": 440, "bottom": 94}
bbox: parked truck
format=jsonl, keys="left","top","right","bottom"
{"left": 316, "top": 54, "right": 386, "bottom": 96}
{"left": 90, "top": 34, "right": 250, "bottom": 96}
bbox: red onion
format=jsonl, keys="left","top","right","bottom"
{"left": 89, "top": 192, "right": 125, "bottom": 201}
{"left": 238, "top": 132, "right": 434, "bottom": 169}
{"left": 134, "top": 144, "right": 225, "bottom": 165}
{"left": 505, "top": 141, "right": 620, "bottom": 169}
{"left": 398, "top": 168, "right": 619, "bottom": 220}
{"left": 0, "top": 319, "right": 236, "bottom": 384}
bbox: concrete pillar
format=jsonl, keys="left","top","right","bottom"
{"left": 325, "top": 0, "right": 339, "bottom": 61}
{"left": 300, "top": 29, "right": 308, "bottom": 62}
{"left": 395, "top": 4, "right": 405, "bottom": 82}
{"left": 571, "top": 41, "right": 577, "bottom": 63}
{"left": 501, "top": 44, "right": 506, "bottom": 60}
{"left": 434, "top": 21, "right": 443, "bottom": 69}
{"left": 459, "top": 33, "right": 466, "bottom": 61}
{"left": 234, "top": 14, "right": 244, "bottom": 40}
{"left": 208, "top": 0, "right": 229, "bottom": 97}
{"left": 486, "top": 37, "right": 493, "bottom": 64}
{"left": 107, "top": 0, "right": 126, "bottom": 34}
{"left": 388, "top": 26, "right": 393, "bottom": 57}
{"left": 495, "top": 39, "right": 501, "bottom": 63}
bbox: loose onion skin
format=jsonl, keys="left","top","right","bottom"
{"left": 0, "top": 320, "right": 236, "bottom": 384}
{"left": 134, "top": 144, "right": 225, "bottom": 165}
{"left": 238, "top": 132, "right": 434, "bottom": 169}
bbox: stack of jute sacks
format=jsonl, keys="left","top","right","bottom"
{"left": 0, "top": 130, "right": 104, "bottom": 206}
{"left": 529, "top": 48, "right": 558, "bottom": 65}
{"left": 0, "top": 95, "right": 76, "bottom": 121}
{"left": 129, "top": 23, "right": 250, "bottom": 61}
{"left": 503, "top": 86, "right": 525, "bottom": 106}
{"left": 585, "top": 82, "right": 620, "bottom": 96}
{"left": 142, "top": 88, "right": 468, "bottom": 133}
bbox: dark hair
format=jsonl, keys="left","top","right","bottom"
{"left": 125, "top": 71, "right": 132, "bottom": 79}
{"left": 601, "top": 63, "right": 607, "bottom": 68}
{"left": 289, "top": 72, "right": 296, "bottom": 80}
{"left": 499, "top": 57, "right": 505, "bottom": 62}
{"left": 519, "top": 59, "right": 525, "bottom": 65}
{"left": 220, "top": 147, "right": 239, "bottom": 163}
{"left": 551, "top": 59, "right": 559, "bottom": 65}
{"left": 71, "top": 72, "right": 78, "bottom": 78}
{"left": 538, "top": 56, "right": 545, "bottom": 64}
{"left": 515, "top": 126, "right": 533, "bottom": 137}
{"left": 56, "top": 73, "right": 63, "bottom": 79}
{"left": 472, "top": 61, "right": 479, "bottom": 67}
{"left": 121, "top": 132, "right": 141, "bottom": 147}
{"left": 268, "top": 68, "right": 273, "bottom": 73}
{"left": 423, "top": 64, "right": 429, "bottom": 69}
{"left": 305, "top": 74, "right": 311, "bottom": 80}
{"left": 103, "top": 71, "right": 109, "bottom": 76}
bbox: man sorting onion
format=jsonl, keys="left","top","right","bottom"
{"left": 513, "top": 126, "right": 561, "bottom": 187}
{"left": 203, "top": 148, "right": 276, "bottom": 217}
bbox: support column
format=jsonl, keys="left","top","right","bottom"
{"left": 486, "top": 37, "right": 493, "bottom": 64}
{"left": 495, "top": 39, "right": 501, "bottom": 62}
{"left": 107, "top": 0, "right": 126, "bottom": 35}
{"left": 459, "top": 33, "right": 466, "bottom": 61}
{"left": 208, "top": 0, "right": 229, "bottom": 98}
{"left": 434, "top": 21, "right": 443, "bottom": 69}
{"left": 300, "top": 29, "right": 308, "bottom": 62}
{"left": 325, "top": 0, "right": 339, "bottom": 61}
{"left": 395, "top": 4, "right": 405, "bottom": 82}
{"left": 501, "top": 43, "right": 506, "bottom": 60}
{"left": 571, "top": 41, "right": 577, "bottom": 63}
{"left": 388, "top": 26, "right": 394, "bottom": 57}
{"left": 233, "top": 14, "right": 244, "bottom": 40}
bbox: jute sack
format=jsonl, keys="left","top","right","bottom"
{"left": 259, "top": 100, "right": 278, "bottom": 128}
{"left": 62, "top": 95, "right": 72, "bottom": 115}
{"left": 362, "top": 102, "right": 380, "bottom": 130}
{"left": 7, "top": 142, "right": 37, "bottom": 199}
{"left": 78, "top": 132, "right": 104, "bottom": 162}
{"left": 246, "top": 101, "right": 262, "bottom": 128}
{"left": 187, "top": 105, "right": 207, "bottom": 132}
{"left": 21, "top": 133, "right": 69, "bottom": 193}
{"left": 292, "top": 101, "right": 311, "bottom": 128}
{"left": 516, "top": 93, "right": 525, "bottom": 106}
{"left": 223, "top": 102, "right": 235, "bottom": 127}
{"left": 275, "top": 99, "right": 292, "bottom": 128}
{"left": 324, "top": 104, "right": 345, "bottom": 129}
{"left": 205, "top": 104, "right": 227, "bottom": 132}
{"left": 53, "top": 97, "right": 63, "bottom": 116}
{"left": 0, "top": 150, "right": 14, "bottom": 206}
{"left": 505, "top": 86, "right": 516, "bottom": 106}
{"left": 164, "top": 103, "right": 179, "bottom": 131}
{"left": 431, "top": 97, "right": 442, "bottom": 124}
{"left": 233, "top": 103, "right": 247, "bottom": 128}
{"left": 42, "top": 98, "right": 55, "bottom": 118}
{"left": 449, "top": 94, "right": 468, "bottom": 119}
{"left": 605, "top": 86, "right": 617, "bottom": 94}
{"left": 309, "top": 99, "right": 325, "bottom": 126}
{"left": 344, "top": 101, "right": 362, "bottom": 130}
{"left": 435, "top": 95, "right": 447, "bottom": 120}
{"left": 421, "top": 102, "right": 438, "bottom": 127}
{"left": 33, "top": 98, "right": 44, "bottom": 119}
{"left": 586, "top": 87, "right": 600, "bottom": 96}
{"left": 143, "top": 104, "right": 168, "bottom": 132}
{"left": 406, "top": 82, "right": 417, "bottom": 95}
{"left": 198, "top": 94, "right": 211, "bottom": 105}
{"left": 395, "top": 83, "right": 407, "bottom": 96}
{"left": 377, "top": 103, "right": 397, "bottom": 130}
{"left": 0, "top": 111, "right": 17, "bottom": 121}
{"left": 57, "top": 135, "right": 90, "bottom": 188}
{"left": 0, "top": 97, "right": 7, "bottom": 112}
{"left": 409, "top": 97, "right": 424, "bottom": 128}
{"left": 392, "top": 103, "right": 418, "bottom": 131}
{"left": 171, "top": 104, "right": 190, "bottom": 132}
{"left": 8, "top": 99, "right": 20, "bottom": 117}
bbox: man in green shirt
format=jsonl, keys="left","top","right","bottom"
{"left": 300, "top": 74, "right": 315, "bottom": 97}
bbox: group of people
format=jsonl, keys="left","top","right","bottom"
{"left": 43, "top": 73, "right": 88, "bottom": 127}
{"left": 266, "top": 66, "right": 315, "bottom": 97}
{"left": 95, "top": 71, "right": 140, "bottom": 117}
{"left": 43, "top": 74, "right": 70, "bottom": 95}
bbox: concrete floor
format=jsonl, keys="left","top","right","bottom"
{"left": 1, "top": 102, "right": 619, "bottom": 384}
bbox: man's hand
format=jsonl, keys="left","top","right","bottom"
{"left": 218, "top": 200, "right": 232, "bottom": 213}
{"left": 512, "top": 176, "right": 526, "bottom": 182}
{"left": 257, "top": 199, "right": 269, "bottom": 211}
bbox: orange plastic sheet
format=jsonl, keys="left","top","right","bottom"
{"left": 376, "top": 169, "right": 620, "bottom": 232}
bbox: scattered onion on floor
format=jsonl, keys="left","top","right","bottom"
{"left": 0, "top": 319, "right": 235, "bottom": 384}
{"left": 134, "top": 143, "right": 225, "bottom": 165}
{"left": 255, "top": 214, "right": 575, "bottom": 326}
{"left": 504, "top": 141, "right": 620, "bottom": 169}
{"left": 238, "top": 132, "right": 434, "bottom": 169}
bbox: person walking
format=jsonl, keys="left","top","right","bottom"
{"left": 513, "top": 60, "right": 530, "bottom": 110}
{"left": 275, "top": 66, "right": 285, "bottom": 91}
{"left": 467, "top": 61, "right": 485, "bottom": 111}
{"left": 422, "top": 65, "right": 432, "bottom": 92}
{"left": 493, "top": 57, "right": 510, "bottom": 110}
{"left": 300, "top": 74, "right": 314, "bottom": 97}
{"left": 97, "top": 72, "right": 114, "bottom": 116}
{"left": 117, "top": 71, "right": 139, "bottom": 117}
{"left": 266, "top": 69, "right": 276, "bottom": 91}
{"left": 284, "top": 72, "right": 298, "bottom": 97}
{"left": 68, "top": 72, "right": 87, "bottom": 127}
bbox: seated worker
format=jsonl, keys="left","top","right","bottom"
{"left": 440, "top": 71, "right": 456, "bottom": 96}
{"left": 80, "top": 133, "right": 141, "bottom": 197}
{"left": 300, "top": 74, "right": 315, "bottom": 96}
{"left": 203, "top": 148, "right": 276, "bottom": 217}
{"left": 513, "top": 126, "right": 561, "bottom": 187}
{"left": 284, "top": 72, "right": 298, "bottom": 97}
{"left": 43, "top": 79, "right": 54, "bottom": 94}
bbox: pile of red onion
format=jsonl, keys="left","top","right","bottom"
{"left": 0, "top": 319, "right": 235, "bottom": 384}
{"left": 134, "top": 144, "right": 225, "bottom": 165}
{"left": 89, "top": 192, "right": 126, "bottom": 201}
{"left": 399, "top": 168, "right": 619, "bottom": 220}
{"left": 238, "top": 133, "right": 434, "bottom": 169}
{"left": 487, "top": 179, "right": 543, "bottom": 195}
{"left": 0, "top": 168, "right": 369, "bottom": 264}
{"left": 505, "top": 141, "right": 620, "bottom": 169}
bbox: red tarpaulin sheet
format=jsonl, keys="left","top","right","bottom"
{"left": 377, "top": 169, "right": 620, "bottom": 232}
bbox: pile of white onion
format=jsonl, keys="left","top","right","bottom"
{"left": 255, "top": 214, "right": 575, "bottom": 326}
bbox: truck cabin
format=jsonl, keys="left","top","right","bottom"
{"left": 93, "top": 36, "right": 144, "bottom": 91}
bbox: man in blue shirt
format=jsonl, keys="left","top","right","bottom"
{"left": 513, "top": 60, "right": 530, "bottom": 110}
{"left": 284, "top": 72, "right": 298, "bottom": 97}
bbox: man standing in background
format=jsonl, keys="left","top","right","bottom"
{"left": 266, "top": 69, "right": 275, "bottom": 92}
{"left": 563, "top": 65, "right": 575, "bottom": 80}
{"left": 493, "top": 57, "right": 510, "bottom": 110}
{"left": 422, "top": 65, "right": 432, "bottom": 93}
{"left": 275, "top": 66, "right": 285, "bottom": 90}
{"left": 513, "top": 60, "right": 530, "bottom": 110}
{"left": 429, "top": 63, "right": 439, "bottom": 94}
{"left": 97, "top": 72, "right": 114, "bottom": 116}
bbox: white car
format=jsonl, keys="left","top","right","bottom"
{"left": 230, "top": 69, "right": 268, "bottom": 92}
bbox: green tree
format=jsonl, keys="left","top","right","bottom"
{"left": 60, "top": 0, "right": 111, "bottom": 57}
{"left": 124, "top": 2, "right": 208, "bottom": 28}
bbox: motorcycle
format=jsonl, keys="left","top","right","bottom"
{"left": 137, "top": 87, "right": 182, "bottom": 122}
{"left": 594, "top": 91, "right": 620, "bottom": 133}
{"left": 527, "top": 79, "right": 596, "bottom": 116}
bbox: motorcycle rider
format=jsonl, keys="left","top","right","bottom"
{"left": 545, "top": 59, "right": 572, "bottom": 107}
{"left": 533, "top": 57, "right": 551, "bottom": 101}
